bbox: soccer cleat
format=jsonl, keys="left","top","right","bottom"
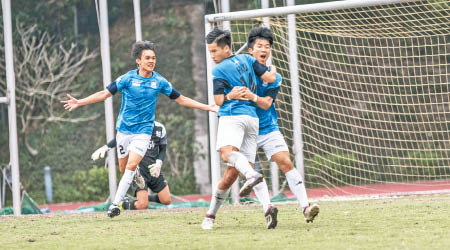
{"left": 265, "top": 206, "right": 278, "bottom": 229}
{"left": 107, "top": 204, "right": 121, "bottom": 218}
{"left": 119, "top": 197, "right": 131, "bottom": 210}
{"left": 303, "top": 203, "right": 320, "bottom": 223}
{"left": 201, "top": 214, "right": 215, "bottom": 230}
{"left": 239, "top": 173, "right": 263, "bottom": 197}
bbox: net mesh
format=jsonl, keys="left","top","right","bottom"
{"left": 217, "top": 0, "right": 450, "bottom": 195}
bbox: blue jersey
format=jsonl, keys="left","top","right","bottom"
{"left": 256, "top": 73, "right": 282, "bottom": 135}
{"left": 212, "top": 54, "right": 268, "bottom": 118}
{"left": 106, "top": 69, "right": 180, "bottom": 135}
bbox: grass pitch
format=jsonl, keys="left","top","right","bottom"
{"left": 1, "top": 195, "right": 449, "bottom": 250}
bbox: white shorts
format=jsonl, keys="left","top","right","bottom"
{"left": 257, "top": 130, "right": 289, "bottom": 160}
{"left": 216, "top": 115, "right": 259, "bottom": 163}
{"left": 116, "top": 131, "right": 151, "bottom": 158}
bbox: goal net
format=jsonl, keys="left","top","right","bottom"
{"left": 207, "top": 0, "right": 450, "bottom": 198}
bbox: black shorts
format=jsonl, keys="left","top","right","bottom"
{"left": 131, "top": 168, "right": 168, "bottom": 196}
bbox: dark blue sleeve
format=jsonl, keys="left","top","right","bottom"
{"left": 252, "top": 61, "right": 268, "bottom": 77}
{"left": 169, "top": 87, "right": 181, "bottom": 99}
{"left": 265, "top": 87, "right": 280, "bottom": 100}
{"left": 213, "top": 78, "right": 230, "bottom": 95}
{"left": 158, "top": 144, "right": 167, "bottom": 162}
{"left": 106, "top": 82, "right": 118, "bottom": 95}
{"left": 106, "top": 138, "right": 117, "bottom": 148}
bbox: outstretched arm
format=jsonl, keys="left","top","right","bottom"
{"left": 61, "top": 89, "right": 112, "bottom": 111}
{"left": 174, "top": 95, "right": 218, "bottom": 113}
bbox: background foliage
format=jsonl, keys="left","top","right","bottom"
{"left": 0, "top": 0, "right": 213, "bottom": 205}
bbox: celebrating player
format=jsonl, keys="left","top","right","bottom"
{"left": 228, "top": 27, "right": 320, "bottom": 223}
{"left": 201, "top": 27, "right": 277, "bottom": 230}
{"left": 91, "top": 121, "right": 171, "bottom": 209}
{"left": 62, "top": 40, "right": 217, "bottom": 218}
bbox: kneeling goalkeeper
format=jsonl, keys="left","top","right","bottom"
{"left": 92, "top": 121, "right": 171, "bottom": 209}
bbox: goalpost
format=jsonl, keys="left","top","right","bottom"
{"left": 206, "top": 0, "right": 450, "bottom": 199}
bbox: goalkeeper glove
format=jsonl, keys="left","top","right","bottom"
{"left": 134, "top": 167, "right": 146, "bottom": 189}
{"left": 148, "top": 159, "right": 163, "bottom": 178}
{"left": 91, "top": 145, "right": 110, "bottom": 161}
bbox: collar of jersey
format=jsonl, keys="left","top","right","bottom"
{"left": 135, "top": 68, "right": 157, "bottom": 79}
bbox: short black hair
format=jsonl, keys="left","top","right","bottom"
{"left": 132, "top": 40, "right": 155, "bottom": 59}
{"left": 247, "top": 27, "right": 273, "bottom": 49}
{"left": 206, "top": 27, "right": 231, "bottom": 49}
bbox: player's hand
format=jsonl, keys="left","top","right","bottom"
{"left": 228, "top": 86, "right": 249, "bottom": 101}
{"left": 268, "top": 65, "right": 276, "bottom": 74}
{"left": 209, "top": 104, "right": 219, "bottom": 113}
{"left": 149, "top": 159, "right": 163, "bottom": 178}
{"left": 241, "top": 88, "right": 256, "bottom": 101}
{"left": 61, "top": 94, "right": 81, "bottom": 111}
{"left": 91, "top": 145, "right": 110, "bottom": 161}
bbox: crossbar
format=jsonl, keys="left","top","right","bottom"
{"left": 205, "top": 0, "right": 417, "bottom": 22}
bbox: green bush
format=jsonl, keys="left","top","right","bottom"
{"left": 305, "top": 151, "right": 382, "bottom": 187}
{"left": 386, "top": 151, "right": 450, "bottom": 182}
{"left": 72, "top": 166, "right": 110, "bottom": 201}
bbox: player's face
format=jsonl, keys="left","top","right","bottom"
{"left": 208, "top": 42, "right": 230, "bottom": 64}
{"left": 248, "top": 39, "right": 271, "bottom": 65}
{"left": 136, "top": 49, "right": 156, "bottom": 74}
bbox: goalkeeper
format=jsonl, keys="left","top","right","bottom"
{"left": 92, "top": 121, "right": 171, "bottom": 209}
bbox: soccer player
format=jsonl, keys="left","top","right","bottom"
{"left": 229, "top": 27, "right": 320, "bottom": 223}
{"left": 62, "top": 40, "right": 217, "bottom": 218}
{"left": 201, "top": 27, "right": 278, "bottom": 230}
{"left": 91, "top": 121, "right": 171, "bottom": 209}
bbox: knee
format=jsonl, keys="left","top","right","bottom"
{"left": 220, "top": 151, "right": 231, "bottom": 162}
{"left": 160, "top": 196, "right": 171, "bottom": 205}
{"left": 125, "top": 162, "right": 138, "bottom": 171}
{"left": 135, "top": 200, "right": 148, "bottom": 210}
{"left": 277, "top": 158, "right": 294, "bottom": 173}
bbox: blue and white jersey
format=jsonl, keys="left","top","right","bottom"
{"left": 212, "top": 54, "right": 268, "bottom": 118}
{"left": 106, "top": 69, "right": 180, "bottom": 135}
{"left": 256, "top": 73, "right": 282, "bottom": 135}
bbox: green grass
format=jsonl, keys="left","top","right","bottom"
{"left": 1, "top": 195, "right": 450, "bottom": 250}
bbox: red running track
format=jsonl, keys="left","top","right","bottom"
{"left": 39, "top": 180, "right": 450, "bottom": 211}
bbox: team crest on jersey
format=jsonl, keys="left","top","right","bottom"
{"left": 132, "top": 79, "right": 142, "bottom": 87}
{"left": 151, "top": 81, "right": 157, "bottom": 89}
{"left": 263, "top": 82, "right": 269, "bottom": 87}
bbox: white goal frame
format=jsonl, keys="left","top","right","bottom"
{"left": 205, "top": 0, "right": 421, "bottom": 194}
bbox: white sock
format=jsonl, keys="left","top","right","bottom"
{"left": 112, "top": 169, "right": 135, "bottom": 205}
{"left": 285, "top": 169, "right": 309, "bottom": 209}
{"left": 206, "top": 188, "right": 229, "bottom": 217}
{"left": 227, "top": 151, "right": 257, "bottom": 179}
{"left": 253, "top": 179, "right": 272, "bottom": 213}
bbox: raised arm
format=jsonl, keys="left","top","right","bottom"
{"left": 253, "top": 60, "right": 276, "bottom": 84}
{"left": 259, "top": 65, "right": 276, "bottom": 83}
{"left": 61, "top": 89, "right": 112, "bottom": 111}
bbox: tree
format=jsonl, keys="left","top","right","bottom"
{"left": 0, "top": 21, "right": 98, "bottom": 156}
